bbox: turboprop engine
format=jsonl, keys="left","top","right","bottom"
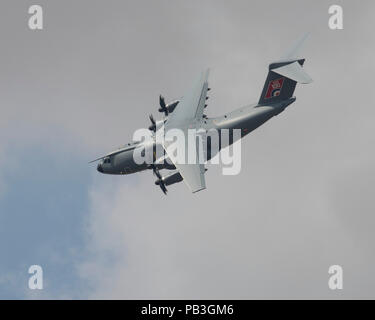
{"left": 154, "top": 170, "right": 183, "bottom": 194}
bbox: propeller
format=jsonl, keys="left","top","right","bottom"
{"left": 153, "top": 167, "right": 167, "bottom": 195}
{"left": 158, "top": 95, "right": 168, "bottom": 116}
{"left": 148, "top": 114, "right": 156, "bottom": 131}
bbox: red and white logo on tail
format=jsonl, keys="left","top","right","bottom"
{"left": 265, "top": 77, "right": 284, "bottom": 99}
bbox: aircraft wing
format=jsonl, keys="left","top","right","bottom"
{"left": 163, "top": 138, "right": 206, "bottom": 193}
{"left": 166, "top": 69, "right": 210, "bottom": 124}
{"left": 176, "top": 162, "right": 206, "bottom": 193}
{"left": 162, "top": 69, "right": 210, "bottom": 193}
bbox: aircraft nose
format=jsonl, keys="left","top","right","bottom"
{"left": 97, "top": 163, "right": 104, "bottom": 173}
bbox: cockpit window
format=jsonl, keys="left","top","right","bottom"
{"left": 104, "top": 157, "right": 111, "bottom": 164}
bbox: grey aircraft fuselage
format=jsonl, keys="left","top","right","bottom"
{"left": 96, "top": 97, "right": 295, "bottom": 175}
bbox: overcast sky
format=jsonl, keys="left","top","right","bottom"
{"left": 1, "top": 0, "right": 375, "bottom": 299}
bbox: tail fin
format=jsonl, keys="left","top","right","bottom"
{"left": 258, "top": 59, "right": 312, "bottom": 105}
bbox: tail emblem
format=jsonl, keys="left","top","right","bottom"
{"left": 265, "top": 77, "right": 284, "bottom": 99}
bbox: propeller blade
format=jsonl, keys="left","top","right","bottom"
{"left": 149, "top": 114, "right": 155, "bottom": 125}
{"left": 159, "top": 182, "right": 168, "bottom": 195}
{"left": 158, "top": 95, "right": 168, "bottom": 115}
{"left": 153, "top": 168, "right": 167, "bottom": 195}
{"left": 159, "top": 95, "right": 166, "bottom": 109}
{"left": 148, "top": 114, "right": 156, "bottom": 131}
{"left": 154, "top": 168, "right": 162, "bottom": 180}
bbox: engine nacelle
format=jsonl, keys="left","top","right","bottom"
{"left": 155, "top": 170, "right": 183, "bottom": 186}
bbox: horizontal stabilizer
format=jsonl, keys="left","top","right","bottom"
{"left": 272, "top": 61, "right": 312, "bottom": 84}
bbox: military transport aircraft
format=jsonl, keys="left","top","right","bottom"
{"left": 90, "top": 41, "right": 312, "bottom": 194}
